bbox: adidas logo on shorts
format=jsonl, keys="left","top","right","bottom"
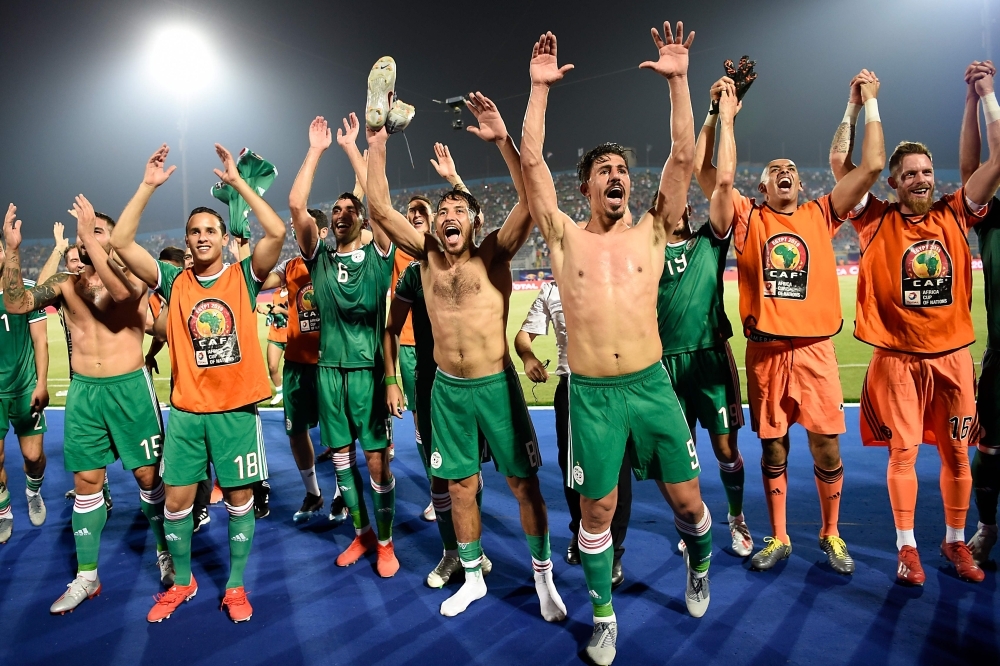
{"left": 73, "top": 528, "right": 91, "bottom": 537}
{"left": 165, "top": 533, "right": 181, "bottom": 541}
{"left": 231, "top": 533, "right": 249, "bottom": 542}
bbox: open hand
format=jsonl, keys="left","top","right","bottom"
{"left": 639, "top": 21, "right": 695, "bottom": 79}
{"left": 310, "top": 116, "right": 333, "bottom": 151}
{"left": 430, "top": 143, "right": 458, "bottom": 180}
{"left": 3, "top": 204, "right": 22, "bottom": 251}
{"left": 144, "top": 144, "right": 176, "bottom": 188}
{"left": 213, "top": 144, "right": 240, "bottom": 186}
{"left": 53, "top": 222, "right": 69, "bottom": 252}
{"left": 335, "top": 114, "right": 359, "bottom": 149}
{"left": 227, "top": 237, "right": 241, "bottom": 262}
{"left": 465, "top": 92, "right": 508, "bottom": 143}
{"left": 73, "top": 194, "right": 97, "bottom": 240}
{"left": 529, "top": 32, "right": 574, "bottom": 87}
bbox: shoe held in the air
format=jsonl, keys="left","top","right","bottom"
{"left": 366, "top": 56, "right": 396, "bottom": 130}
{"left": 968, "top": 521, "right": 998, "bottom": 566}
{"left": 50, "top": 574, "right": 101, "bottom": 614}
{"left": 336, "top": 529, "right": 377, "bottom": 567}
{"left": 729, "top": 514, "right": 752, "bottom": 557}
{"left": 427, "top": 553, "right": 461, "bottom": 588}
{"left": 422, "top": 501, "right": 436, "bottom": 522}
{"left": 27, "top": 492, "right": 46, "bottom": 526}
{"left": 385, "top": 99, "right": 415, "bottom": 134}
{"left": 328, "top": 493, "right": 348, "bottom": 524}
{"left": 819, "top": 535, "right": 855, "bottom": 575}
{"left": 157, "top": 551, "right": 175, "bottom": 588}
{"left": 221, "top": 586, "right": 253, "bottom": 623}
{"left": 293, "top": 492, "right": 324, "bottom": 524}
{"left": 147, "top": 575, "right": 198, "bottom": 622}
{"left": 751, "top": 536, "right": 792, "bottom": 571}
{"left": 941, "top": 539, "right": 985, "bottom": 582}
{"left": 586, "top": 621, "right": 618, "bottom": 666}
{"left": 377, "top": 541, "right": 400, "bottom": 578}
{"left": 683, "top": 549, "right": 710, "bottom": 618}
{"left": 566, "top": 534, "right": 580, "bottom": 565}
{"left": 896, "top": 545, "right": 925, "bottom": 585}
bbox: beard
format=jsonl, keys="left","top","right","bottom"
{"left": 900, "top": 184, "right": 935, "bottom": 215}
{"left": 78, "top": 247, "right": 93, "bottom": 266}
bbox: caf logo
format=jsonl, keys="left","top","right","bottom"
{"left": 572, "top": 464, "right": 585, "bottom": 485}
{"left": 766, "top": 235, "right": 807, "bottom": 271}
{"left": 430, "top": 451, "right": 443, "bottom": 469}
{"left": 297, "top": 284, "right": 317, "bottom": 311}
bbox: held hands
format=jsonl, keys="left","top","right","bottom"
{"left": 144, "top": 144, "right": 177, "bottom": 189}
{"left": 53, "top": 222, "right": 69, "bottom": 253}
{"left": 386, "top": 383, "right": 405, "bottom": 419}
{"left": 529, "top": 32, "right": 574, "bottom": 87}
{"left": 430, "top": 143, "right": 458, "bottom": 180}
{"left": 465, "top": 92, "right": 508, "bottom": 143}
{"left": 968, "top": 60, "right": 997, "bottom": 97}
{"left": 710, "top": 77, "right": 735, "bottom": 105}
{"left": 3, "top": 204, "right": 22, "bottom": 251}
{"left": 718, "top": 79, "right": 741, "bottom": 121}
{"left": 213, "top": 144, "right": 240, "bottom": 186}
{"left": 639, "top": 21, "right": 695, "bottom": 79}
{"left": 523, "top": 356, "right": 549, "bottom": 383}
{"left": 72, "top": 194, "right": 97, "bottom": 240}
{"left": 309, "top": 116, "right": 333, "bottom": 151}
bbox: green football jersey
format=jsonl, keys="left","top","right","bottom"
{"left": 657, "top": 223, "right": 734, "bottom": 354}
{"left": 305, "top": 241, "right": 395, "bottom": 369}
{"left": 394, "top": 261, "right": 435, "bottom": 375}
{"left": 0, "top": 280, "right": 47, "bottom": 397}
{"left": 975, "top": 196, "right": 1000, "bottom": 349}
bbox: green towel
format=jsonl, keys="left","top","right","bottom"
{"left": 211, "top": 148, "right": 277, "bottom": 240}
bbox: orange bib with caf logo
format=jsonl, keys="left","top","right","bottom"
{"left": 855, "top": 200, "right": 974, "bottom": 354}
{"left": 284, "top": 256, "right": 320, "bottom": 364}
{"left": 166, "top": 263, "right": 270, "bottom": 412}
{"left": 735, "top": 197, "right": 843, "bottom": 338}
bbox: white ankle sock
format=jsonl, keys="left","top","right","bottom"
{"left": 896, "top": 528, "right": 917, "bottom": 550}
{"left": 299, "top": 466, "right": 321, "bottom": 496}
{"left": 78, "top": 569, "right": 98, "bottom": 582}
{"left": 594, "top": 612, "right": 617, "bottom": 625}
{"left": 533, "top": 567, "right": 567, "bottom": 622}
{"left": 945, "top": 526, "right": 965, "bottom": 544}
{"left": 440, "top": 569, "right": 487, "bottom": 617}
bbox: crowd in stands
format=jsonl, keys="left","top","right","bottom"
{"left": 15, "top": 168, "right": 968, "bottom": 280}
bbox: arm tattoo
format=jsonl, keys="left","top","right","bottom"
{"left": 4, "top": 251, "right": 68, "bottom": 312}
{"left": 830, "top": 122, "right": 856, "bottom": 155}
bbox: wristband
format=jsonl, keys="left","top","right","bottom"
{"left": 863, "top": 98, "right": 880, "bottom": 124}
{"left": 983, "top": 92, "right": 1000, "bottom": 124}
{"left": 384, "top": 376, "right": 397, "bottom": 387}
{"left": 843, "top": 102, "right": 861, "bottom": 126}
{"left": 704, "top": 108, "right": 719, "bottom": 127}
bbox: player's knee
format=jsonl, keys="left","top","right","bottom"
{"left": 711, "top": 433, "right": 739, "bottom": 463}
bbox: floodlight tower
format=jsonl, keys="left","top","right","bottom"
{"left": 147, "top": 26, "right": 217, "bottom": 221}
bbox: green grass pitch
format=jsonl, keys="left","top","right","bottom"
{"left": 40, "top": 275, "right": 989, "bottom": 407}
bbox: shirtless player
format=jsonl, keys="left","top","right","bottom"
{"left": 3, "top": 198, "right": 170, "bottom": 614}
{"left": 366, "top": 91, "right": 566, "bottom": 620}
{"left": 521, "top": 23, "right": 709, "bottom": 664}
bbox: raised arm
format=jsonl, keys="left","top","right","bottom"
{"left": 3, "top": 205, "right": 69, "bottom": 313}
{"left": 210, "top": 144, "right": 285, "bottom": 276}
{"left": 709, "top": 81, "right": 740, "bottom": 236}
{"left": 639, "top": 21, "right": 696, "bottom": 239}
{"left": 463, "top": 92, "right": 533, "bottom": 258}
{"left": 28, "top": 317, "right": 49, "bottom": 414}
{"left": 365, "top": 127, "right": 428, "bottom": 258}
{"left": 960, "top": 63, "right": 986, "bottom": 186}
{"left": 338, "top": 114, "right": 390, "bottom": 254}
{"left": 74, "top": 195, "right": 144, "bottom": 302}
{"left": 430, "top": 143, "right": 469, "bottom": 193}
{"left": 830, "top": 75, "right": 885, "bottom": 217}
{"left": 693, "top": 77, "right": 731, "bottom": 198}
{"left": 38, "top": 222, "right": 70, "bottom": 283}
{"left": 383, "top": 295, "right": 411, "bottom": 419}
{"left": 829, "top": 73, "right": 867, "bottom": 181}
{"left": 966, "top": 64, "right": 1000, "bottom": 205}
{"left": 110, "top": 145, "right": 176, "bottom": 288}
{"left": 290, "top": 117, "right": 332, "bottom": 257}
{"left": 520, "top": 32, "right": 575, "bottom": 247}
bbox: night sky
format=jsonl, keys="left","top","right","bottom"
{"left": 0, "top": 0, "right": 995, "bottom": 237}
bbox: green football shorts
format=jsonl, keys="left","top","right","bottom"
{"left": 414, "top": 369, "right": 434, "bottom": 471}
{"left": 161, "top": 404, "right": 267, "bottom": 488}
{"left": 268, "top": 340, "right": 286, "bottom": 351}
{"left": 0, "top": 390, "right": 47, "bottom": 440}
{"left": 661, "top": 342, "right": 744, "bottom": 435}
{"left": 399, "top": 345, "right": 417, "bottom": 409}
{"left": 283, "top": 360, "right": 319, "bottom": 435}
{"left": 568, "top": 361, "right": 699, "bottom": 499}
{"left": 430, "top": 365, "right": 540, "bottom": 480}
{"left": 317, "top": 366, "right": 390, "bottom": 451}
{"left": 63, "top": 368, "right": 163, "bottom": 472}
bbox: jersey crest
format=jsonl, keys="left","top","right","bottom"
{"left": 763, "top": 233, "right": 809, "bottom": 300}
{"left": 188, "top": 298, "right": 241, "bottom": 367}
{"left": 901, "top": 240, "right": 953, "bottom": 308}
{"left": 295, "top": 282, "right": 320, "bottom": 332}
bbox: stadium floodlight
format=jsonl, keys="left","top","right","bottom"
{"left": 147, "top": 25, "right": 217, "bottom": 98}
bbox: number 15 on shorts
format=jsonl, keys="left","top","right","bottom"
{"left": 140, "top": 435, "right": 162, "bottom": 461}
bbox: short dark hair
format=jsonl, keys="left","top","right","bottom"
{"left": 436, "top": 189, "right": 482, "bottom": 222}
{"left": 889, "top": 141, "right": 933, "bottom": 176}
{"left": 577, "top": 143, "right": 631, "bottom": 183}
{"left": 334, "top": 193, "right": 367, "bottom": 221}
{"left": 308, "top": 208, "right": 329, "bottom": 230}
{"left": 186, "top": 206, "right": 227, "bottom": 235}
{"left": 95, "top": 212, "right": 116, "bottom": 230}
{"left": 159, "top": 246, "right": 186, "bottom": 265}
{"left": 408, "top": 194, "right": 433, "bottom": 210}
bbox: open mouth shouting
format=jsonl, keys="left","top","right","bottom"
{"left": 442, "top": 222, "right": 462, "bottom": 246}
{"left": 605, "top": 182, "right": 625, "bottom": 208}
{"left": 776, "top": 174, "right": 793, "bottom": 194}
